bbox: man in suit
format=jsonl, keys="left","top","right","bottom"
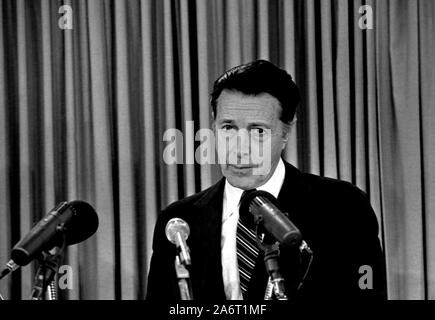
{"left": 146, "top": 60, "right": 387, "bottom": 301}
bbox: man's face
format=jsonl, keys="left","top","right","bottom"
{"left": 214, "top": 90, "right": 289, "bottom": 190}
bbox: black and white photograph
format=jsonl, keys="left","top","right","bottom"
{"left": 0, "top": 0, "right": 434, "bottom": 313}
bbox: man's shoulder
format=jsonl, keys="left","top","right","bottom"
{"left": 284, "top": 161, "right": 367, "bottom": 200}
{"left": 303, "top": 171, "right": 365, "bottom": 196}
{"left": 286, "top": 164, "right": 375, "bottom": 222}
{"left": 297, "top": 169, "right": 378, "bottom": 229}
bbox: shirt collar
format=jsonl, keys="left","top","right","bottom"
{"left": 223, "top": 158, "right": 286, "bottom": 221}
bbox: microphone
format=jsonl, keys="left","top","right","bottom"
{"left": 0, "top": 200, "right": 99, "bottom": 279}
{"left": 240, "top": 190, "right": 302, "bottom": 248}
{"left": 165, "top": 218, "right": 191, "bottom": 265}
{"left": 165, "top": 218, "right": 193, "bottom": 300}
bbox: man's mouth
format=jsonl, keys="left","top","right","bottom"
{"left": 228, "top": 164, "right": 258, "bottom": 170}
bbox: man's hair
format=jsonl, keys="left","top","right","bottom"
{"left": 210, "top": 60, "right": 301, "bottom": 124}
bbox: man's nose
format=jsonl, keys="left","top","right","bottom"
{"left": 235, "top": 129, "right": 251, "bottom": 160}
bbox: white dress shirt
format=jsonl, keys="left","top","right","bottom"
{"left": 221, "top": 158, "right": 286, "bottom": 300}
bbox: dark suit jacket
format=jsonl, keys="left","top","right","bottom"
{"left": 146, "top": 161, "right": 387, "bottom": 301}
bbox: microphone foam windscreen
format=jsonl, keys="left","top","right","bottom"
{"left": 65, "top": 200, "right": 99, "bottom": 245}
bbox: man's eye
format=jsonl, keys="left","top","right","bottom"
{"left": 251, "top": 128, "right": 265, "bottom": 135}
{"left": 222, "top": 125, "right": 234, "bottom": 131}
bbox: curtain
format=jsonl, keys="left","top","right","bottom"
{"left": 0, "top": 0, "right": 434, "bottom": 300}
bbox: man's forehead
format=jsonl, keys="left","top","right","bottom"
{"left": 216, "top": 91, "right": 280, "bottom": 120}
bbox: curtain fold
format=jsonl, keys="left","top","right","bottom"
{"left": 418, "top": 0, "right": 435, "bottom": 301}
{"left": 0, "top": 0, "right": 434, "bottom": 300}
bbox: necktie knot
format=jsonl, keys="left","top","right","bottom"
{"left": 238, "top": 189, "right": 256, "bottom": 229}
{"left": 239, "top": 189, "right": 256, "bottom": 205}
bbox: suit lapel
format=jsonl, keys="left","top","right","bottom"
{"left": 278, "top": 162, "right": 311, "bottom": 230}
{"left": 192, "top": 178, "right": 226, "bottom": 299}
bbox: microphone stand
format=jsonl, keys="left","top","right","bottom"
{"left": 251, "top": 218, "right": 288, "bottom": 300}
{"left": 174, "top": 255, "right": 193, "bottom": 300}
{"left": 262, "top": 243, "right": 288, "bottom": 300}
{"left": 261, "top": 239, "right": 314, "bottom": 300}
{"left": 173, "top": 234, "right": 193, "bottom": 300}
{"left": 31, "top": 233, "right": 66, "bottom": 300}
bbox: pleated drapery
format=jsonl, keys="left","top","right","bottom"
{"left": 0, "top": 0, "right": 434, "bottom": 300}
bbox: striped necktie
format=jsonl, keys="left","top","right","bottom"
{"left": 236, "top": 190, "right": 260, "bottom": 298}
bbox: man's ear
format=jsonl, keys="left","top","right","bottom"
{"left": 282, "top": 116, "right": 297, "bottom": 144}
{"left": 211, "top": 114, "right": 216, "bottom": 133}
{"left": 281, "top": 122, "right": 291, "bottom": 149}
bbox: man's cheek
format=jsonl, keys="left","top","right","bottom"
{"left": 251, "top": 137, "right": 272, "bottom": 176}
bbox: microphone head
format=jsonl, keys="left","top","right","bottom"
{"left": 10, "top": 200, "right": 99, "bottom": 266}
{"left": 239, "top": 190, "right": 302, "bottom": 248}
{"left": 64, "top": 200, "right": 99, "bottom": 245}
{"left": 239, "top": 190, "right": 280, "bottom": 222}
{"left": 165, "top": 218, "right": 190, "bottom": 245}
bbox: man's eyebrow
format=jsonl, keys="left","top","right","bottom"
{"left": 248, "top": 121, "right": 270, "bottom": 127}
{"left": 217, "top": 119, "right": 235, "bottom": 124}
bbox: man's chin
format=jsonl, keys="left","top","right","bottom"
{"left": 225, "top": 175, "right": 264, "bottom": 190}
